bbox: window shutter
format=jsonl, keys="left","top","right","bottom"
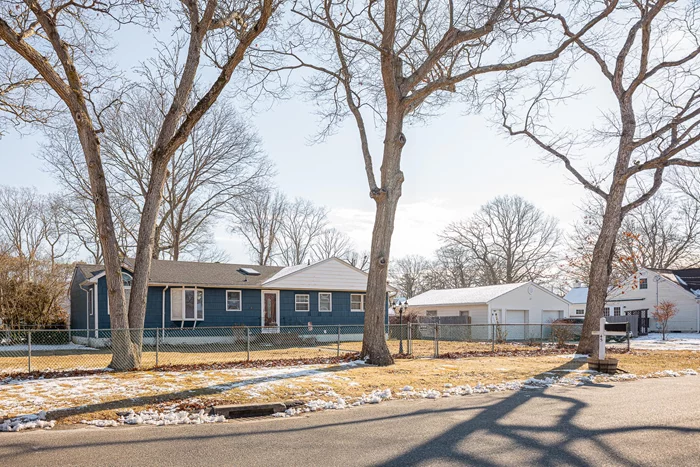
{"left": 171, "top": 288, "right": 183, "bottom": 321}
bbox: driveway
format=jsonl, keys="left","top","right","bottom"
{"left": 2, "top": 377, "right": 700, "bottom": 466}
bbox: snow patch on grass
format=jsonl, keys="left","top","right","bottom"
{"left": 0, "top": 411, "right": 55, "bottom": 432}
{"left": 83, "top": 409, "right": 226, "bottom": 427}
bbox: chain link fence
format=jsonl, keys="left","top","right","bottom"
{"left": 0, "top": 323, "right": 590, "bottom": 374}
{"left": 408, "top": 323, "right": 586, "bottom": 357}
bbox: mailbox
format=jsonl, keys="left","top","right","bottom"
{"left": 604, "top": 322, "right": 628, "bottom": 333}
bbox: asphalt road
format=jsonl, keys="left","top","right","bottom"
{"left": 3, "top": 377, "right": 700, "bottom": 466}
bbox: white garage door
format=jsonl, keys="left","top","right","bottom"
{"left": 542, "top": 310, "right": 563, "bottom": 323}
{"left": 506, "top": 310, "right": 528, "bottom": 341}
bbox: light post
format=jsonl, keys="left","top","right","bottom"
{"left": 393, "top": 299, "right": 407, "bottom": 354}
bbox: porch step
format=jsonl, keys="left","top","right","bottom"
{"left": 210, "top": 400, "right": 303, "bottom": 419}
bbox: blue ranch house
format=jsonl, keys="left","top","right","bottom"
{"left": 69, "top": 257, "right": 389, "bottom": 335}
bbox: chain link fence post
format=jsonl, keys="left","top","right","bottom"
{"left": 407, "top": 323, "right": 412, "bottom": 355}
{"left": 155, "top": 328, "right": 160, "bottom": 368}
{"left": 27, "top": 330, "right": 32, "bottom": 372}
{"left": 434, "top": 323, "right": 439, "bottom": 358}
{"left": 540, "top": 324, "right": 544, "bottom": 350}
{"left": 627, "top": 321, "right": 631, "bottom": 352}
{"left": 337, "top": 325, "right": 341, "bottom": 357}
{"left": 246, "top": 326, "right": 250, "bottom": 361}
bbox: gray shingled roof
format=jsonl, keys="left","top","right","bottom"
{"left": 130, "top": 259, "right": 284, "bottom": 287}
{"left": 77, "top": 259, "right": 286, "bottom": 288}
{"left": 75, "top": 263, "right": 105, "bottom": 280}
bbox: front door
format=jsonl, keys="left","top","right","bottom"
{"left": 263, "top": 292, "right": 277, "bottom": 327}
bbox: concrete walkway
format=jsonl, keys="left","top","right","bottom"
{"left": 2, "top": 377, "right": 700, "bottom": 466}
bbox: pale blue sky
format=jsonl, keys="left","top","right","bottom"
{"left": 0, "top": 23, "right": 595, "bottom": 263}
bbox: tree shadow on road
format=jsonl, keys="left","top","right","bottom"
{"left": 377, "top": 359, "right": 697, "bottom": 466}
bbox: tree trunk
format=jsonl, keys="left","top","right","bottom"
{"left": 121, "top": 156, "right": 170, "bottom": 367}
{"left": 360, "top": 117, "right": 404, "bottom": 366}
{"left": 577, "top": 184, "right": 626, "bottom": 356}
{"left": 74, "top": 123, "right": 137, "bottom": 369}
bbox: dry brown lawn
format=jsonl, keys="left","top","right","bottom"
{"left": 2, "top": 348, "right": 699, "bottom": 426}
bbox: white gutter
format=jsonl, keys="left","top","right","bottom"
{"left": 94, "top": 283, "right": 99, "bottom": 338}
{"left": 79, "top": 284, "right": 90, "bottom": 334}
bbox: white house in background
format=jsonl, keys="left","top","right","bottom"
{"left": 405, "top": 282, "right": 571, "bottom": 326}
{"left": 563, "top": 267, "right": 700, "bottom": 332}
{"left": 563, "top": 286, "right": 589, "bottom": 319}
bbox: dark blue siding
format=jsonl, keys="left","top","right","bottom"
{"left": 69, "top": 269, "right": 88, "bottom": 330}
{"left": 155, "top": 287, "right": 262, "bottom": 328}
{"left": 278, "top": 291, "right": 388, "bottom": 326}
{"left": 143, "top": 286, "right": 164, "bottom": 328}
{"left": 97, "top": 277, "right": 109, "bottom": 330}
{"left": 76, "top": 279, "right": 389, "bottom": 329}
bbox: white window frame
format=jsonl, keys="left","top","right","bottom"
{"left": 613, "top": 306, "right": 621, "bottom": 317}
{"left": 350, "top": 293, "right": 365, "bottom": 312}
{"left": 172, "top": 287, "right": 205, "bottom": 321}
{"left": 318, "top": 292, "right": 332, "bottom": 312}
{"left": 226, "top": 290, "right": 242, "bottom": 312}
{"left": 295, "top": 294, "right": 310, "bottom": 312}
{"left": 639, "top": 278, "right": 648, "bottom": 289}
{"left": 603, "top": 307, "right": 610, "bottom": 317}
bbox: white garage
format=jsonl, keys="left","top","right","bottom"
{"left": 406, "top": 282, "right": 570, "bottom": 328}
{"left": 542, "top": 310, "right": 564, "bottom": 323}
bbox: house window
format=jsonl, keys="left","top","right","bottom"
{"left": 575, "top": 309, "right": 585, "bottom": 315}
{"left": 459, "top": 310, "right": 469, "bottom": 317}
{"left": 640, "top": 278, "right": 648, "bottom": 289}
{"left": 319, "top": 293, "right": 332, "bottom": 312}
{"left": 350, "top": 294, "right": 365, "bottom": 312}
{"left": 295, "top": 294, "right": 310, "bottom": 312}
{"left": 603, "top": 307, "right": 610, "bottom": 317}
{"left": 171, "top": 288, "right": 204, "bottom": 321}
{"left": 426, "top": 310, "right": 438, "bottom": 317}
{"left": 613, "top": 306, "right": 621, "bottom": 317}
{"left": 226, "top": 290, "right": 242, "bottom": 311}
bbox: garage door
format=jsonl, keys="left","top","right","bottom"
{"left": 506, "top": 310, "right": 527, "bottom": 341}
{"left": 542, "top": 310, "right": 563, "bottom": 323}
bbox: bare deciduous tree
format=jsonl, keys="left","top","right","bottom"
{"left": 430, "top": 245, "right": 480, "bottom": 290}
{"left": 565, "top": 193, "right": 700, "bottom": 287}
{"left": 311, "top": 228, "right": 353, "bottom": 262}
{"left": 271, "top": 0, "right": 614, "bottom": 364}
{"left": 0, "top": 0, "right": 277, "bottom": 369}
{"left": 0, "top": 255, "right": 71, "bottom": 329}
{"left": 40, "top": 194, "right": 73, "bottom": 268}
{"left": 442, "top": 195, "right": 560, "bottom": 285}
{"left": 0, "top": 186, "right": 45, "bottom": 261}
{"left": 498, "top": 0, "right": 700, "bottom": 354}
{"left": 100, "top": 91, "right": 270, "bottom": 261}
{"left": 230, "top": 188, "right": 287, "bottom": 265}
{"left": 276, "top": 197, "right": 328, "bottom": 265}
{"left": 0, "top": 48, "right": 55, "bottom": 135}
{"left": 620, "top": 194, "right": 700, "bottom": 270}
{"left": 389, "top": 255, "right": 432, "bottom": 298}
{"left": 345, "top": 250, "right": 370, "bottom": 272}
